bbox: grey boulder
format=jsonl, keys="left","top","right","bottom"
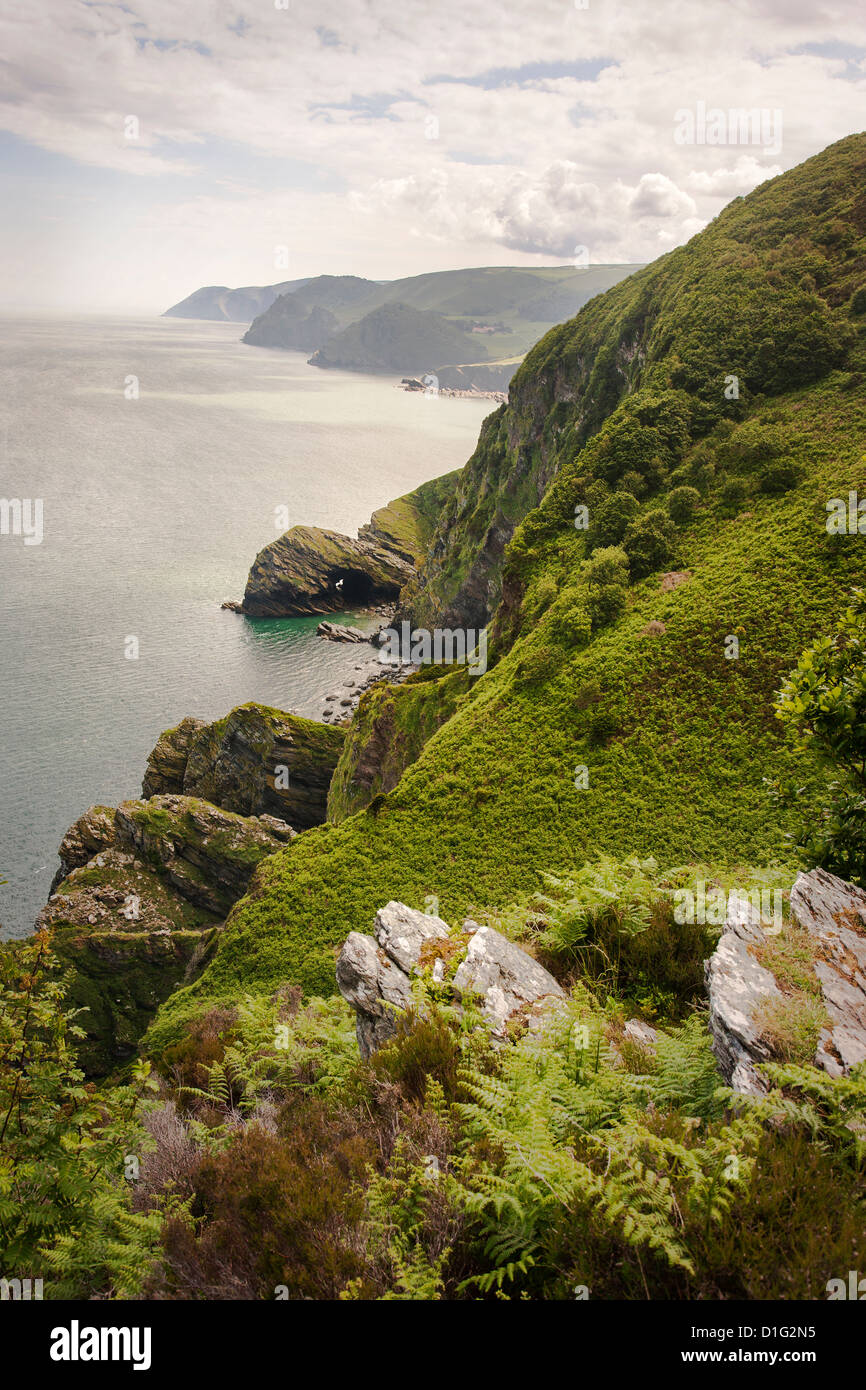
{"left": 335, "top": 902, "right": 564, "bottom": 1058}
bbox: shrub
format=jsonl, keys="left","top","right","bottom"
{"left": 723, "top": 420, "right": 790, "bottom": 473}
{"left": 589, "top": 491, "right": 639, "bottom": 549}
{"left": 622, "top": 508, "right": 677, "bottom": 580}
{"left": 152, "top": 1105, "right": 376, "bottom": 1300}
{"left": 371, "top": 1009, "right": 463, "bottom": 1106}
{"left": 667, "top": 485, "right": 701, "bottom": 523}
{"left": 850, "top": 286, "right": 866, "bottom": 316}
{"left": 774, "top": 590, "right": 866, "bottom": 882}
{"left": 718, "top": 477, "right": 749, "bottom": 515}
{"left": 757, "top": 456, "right": 800, "bottom": 494}
{"left": 582, "top": 545, "right": 630, "bottom": 629}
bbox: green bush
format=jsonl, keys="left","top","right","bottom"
{"left": 850, "top": 286, "right": 866, "bottom": 316}
{"left": 718, "top": 477, "right": 749, "bottom": 515}
{"left": 758, "top": 456, "right": 801, "bottom": 494}
{"left": 667, "top": 485, "right": 701, "bottom": 523}
{"left": 589, "top": 491, "right": 639, "bottom": 549}
{"left": 622, "top": 508, "right": 677, "bottom": 579}
{"left": 582, "top": 545, "right": 630, "bottom": 628}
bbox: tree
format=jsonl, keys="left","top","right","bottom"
{"left": 774, "top": 590, "right": 866, "bottom": 883}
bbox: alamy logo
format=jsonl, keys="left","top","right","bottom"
{"left": 674, "top": 883, "right": 784, "bottom": 929}
{"left": 826, "top": 491, "right": 866, "bottom": 534}
{"left": 49, "top": 1320, "right": 152, "bottom": 1371}
{"left": 379, "top": 622, "right": 488, "bottom": 674}
{"left": 0, "top": 1276, "right": 43, "bottom": 1300}
{"left": 0, "top": 497, "right": 43, "bottom": 545}
{"left": 826, "top": 1270, "right": 866, "bottom": 1299}
{"left": 674, "top": 101, "right": 782, "bottom": 155}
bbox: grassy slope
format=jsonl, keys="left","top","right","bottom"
{"left": 146, "top": 135, "right": 866, "bottom": 1052}
{"left": 402, "top": 134, "right": 866, "bottom": 629}
{"left": 148, "top": 376, "right": 866, "bottom": 1052}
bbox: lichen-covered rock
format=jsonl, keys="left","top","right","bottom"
{"left": 705, "top": 869, "right": 866, "bottom": 1092}
{"left": 335, "top": 901, "right": 564, "bottom": 1058}
{"left": 450, "top": 924, "right": 566, "bottom": 1032}
{"left": 180, "top": 703, "right": 344, "bottom": 830}
{"left": 42, "top": 794, "right": 294, "bottom": 1072}
{"left": 114, "top": 794, "right": 295, "bottom": 916}
{"left": 142, "top": 703, "right": 345, "bottom": 830}
{"left": 142, "top": 715, "right": 206, "bottom": 797}
{"left": 239, "top": 525, "right": 414, "bottom": 618}
{"left": 705, "top": 896, "right": 782, "bottom": 1095}
{"left": 39, "top": 849, "right": 220, "bottom": 1074}
{"left": 49, "top": 804, "right": 117, "bottom": 892}
{"left": 790, "top": 867, "right": 866, "bottom": 1076}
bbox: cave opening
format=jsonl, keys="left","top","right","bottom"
{"left": 333, "top": 568, "right": 397, "bottom": 607}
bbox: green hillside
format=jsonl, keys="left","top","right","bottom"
{"left": 240, "top": 263, "right": 639, "bottom": 378}
{"left": 147, "top": 133, "right": 866, "bottom": 1052}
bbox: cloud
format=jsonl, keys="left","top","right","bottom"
{"left": 0, "top": 0, "right": 864, "bottom": 307}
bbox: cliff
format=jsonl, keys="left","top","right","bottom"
{"left": 145, "top": 133, "right": 866, "bottom": 1052}
{"left": 235, "top": 475, "right": 459, "bottom": 618}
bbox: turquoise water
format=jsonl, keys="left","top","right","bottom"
{"left": 0, "top": 316, "right": 490, "bottom": 937}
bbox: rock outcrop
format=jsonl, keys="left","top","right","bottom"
{"left": 43, "top": 795, "right": 296, "bottom": 1072}
{"left": 142, "top": 716, "right": 206, "bottom": 797}
{"left": 790, "top": 867, "right": 866, "bottom": 1076}
{"left": 228, "top": 477, "right": 459, "bottom": 622}
{"left": 239, "top": 525, "right": 414, "bottom": 618}
{"left": 113, "top": 795, "right": 294, "bottom": 915}
{"left": 143, "top": 703, "right": 345, "bottom": 831}
{"left": 336, "top": 901, "right": 565, "bottom": 1059}
{"left": 705, "top": 868, "right": 866, "bottom": 1093}
{"left": 317, "top": 621, "right": 370, "bottom": 643}
{"left": 705, "top": 895, "right": 782, "bottom": 1095}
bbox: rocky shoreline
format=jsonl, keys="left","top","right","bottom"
{"left": 314, "top": 605, "right": 417, "bottom": 723}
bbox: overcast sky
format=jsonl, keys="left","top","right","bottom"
{"left": 0, "top": 0, "right": 864, "bottom": 312}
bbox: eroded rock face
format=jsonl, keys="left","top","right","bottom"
{"left": 790, "top": 867, "right": 866, "bottom": 1076}
{"left": 42, "top": 795, "right": 296, "bottom": 1072}
{"left": 181, "top": 704, "right": 344, "bottom": 831}
{"left": 142, "top": 703, "right": 345, "bottom": 831}
{"left": 49, "top": 804, "right": 118, "bottom": 892}
{"left": 336, "top": 902, "right": 564, "bottom": 1059}
{"left": 705, "top": 897, "right": 782, "bottom": 1095}
{"left": 239, "top": 525, "right": 414, "bottom": 619}
{"left": 142, "top": 716, "right": 207, "bottom": 797}
{"left": 114, "top": 795, "right": 295, "bottom": 916}
{"left": 705, "top": 868, "right": 866, "bottom": 1092}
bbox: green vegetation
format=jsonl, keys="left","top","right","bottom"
{"left": 773, "top": 590, "right": 866, "bottom": 882}
{"left": 0, "top": 930, "right": 165, "bottom": 1296}
{"left": 240, "top": 264, "right": 639, "bottom": 374}
{"left": 9, "top": 135, "right": 866, "bottom": 1302}
{"left": 93, "top": 963, "right": 866, "bottom": 1299}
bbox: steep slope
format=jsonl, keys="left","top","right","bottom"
{"left": 147, "top": 133, "right": 866, "bottom": 1054}
{"left": 310, "top": 302, "right": 480, "bottom": 374}
{"left": 399, "top": 134, "right": 865, "bottom": 629}
{"left": 241, "top": 275, "right": 381, "bottom": 347}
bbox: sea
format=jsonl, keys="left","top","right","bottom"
{"left": 0, "top": 315, "right": 490, "bottom": 938}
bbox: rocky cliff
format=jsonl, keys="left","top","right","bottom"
{"left": 143, "top": 702, "right": 344, "bottom": 830}
{"left": 234, "top": 475, "right": 459, "bottom": 619}
{"left": 41, "top": 795, "right": 295, "bottom": 1072}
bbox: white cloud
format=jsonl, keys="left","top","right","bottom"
{"left": 0, "top": 0, "right": 864, "bottom": 308}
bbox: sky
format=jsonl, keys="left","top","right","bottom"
{"left": 0, "top": 0, "right": 864, "bottom": 313}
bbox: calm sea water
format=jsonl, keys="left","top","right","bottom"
{"left": 0, "top": 316, "right": 490, "bottom": 938}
